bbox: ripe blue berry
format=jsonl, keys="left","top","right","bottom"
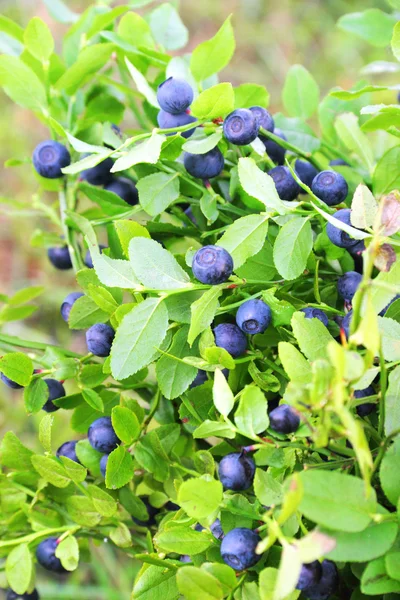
{"left": 223, "top": 109, "right": 259, "bottom": 146}
{"left": 214, "top": 323, "right": 248, "bottom": 358}
{"left": 157, "top": 110, "right": 196, "bottom": 138}
{"left": 269, "top": 404, "right": 300, "bottom": 434}
{"left": 184, "top": 147, "right": 224, "bottom": 180}
{"left": 303, "top": 559, "right": 338, "bottom": 600}
{"left": 297, "top": 561, "right": 322, "bottom": 591}
{"left": 88, "top": 416, "right": 119, "bottom": 453}
{"left": 1, "top": 373, "right": 24, "bottom": 389}
{"left": 32, "top": 140, "right": 71, "bottom": 179}
{"left": 81, "top": 156, "right": 114, "bottom": 186}
{"left": 7, "top": 590, "right": 39, "bottom": 600}
{"left": 326, "top": 209, "right": 360, "bottom": 249}
{"left": 249, "top": 106, "right": 274, "bottom": 133}
{"left": 312, "top": 170, "right": 348, "bottom": 206}
{"left": 190, "top": 369, "right": 208, "bottom": 388}
{"left": 105, "top": 177, "right": 139, "bottom": 206}
{"left": 301, "top": 308, "right": 329, "bottom": 327}
{"left": 86, "top": 323, "right": 115, "bottom": 357}
{"left": 268, "top": 165, "right": 300, "bottom": 201}
{"left": 348, "top": 240, "right": 365, "bottom": 256}
{"left": 57, "top": 441, "right": 79, "bottom": 463}
{"left": 42, "top": 379, "right": 65, "bottom": 413}
{"left": 132, "top": 497, "right": 159, "bottom": 526}
{"left": 220, "top": 527, "right": 261, "bottom": 571}
{"left": 100, "top": 454, "right": 108, "bottom": 478}
{"left": 218, "top": 452, "right": 255, "bottom": 491}
{"left": 236, "top": 299, "right": 271, "bottom": 334}
{"left": 192, "top": 245, "right": 233, "bottom": 285}
{"left": 337, "top": 271, "right": 362, "bottom": 302}
{"left": 36, "top": 537, "right": 66, "bottom": 573}
{"left": 157, "top": 77, "right": 194, "bottom": 114}
{"left": 84, "top": 245, "right": 106, "bottom": 269}
{"left": 355, "top": 386, "right": 375, "bottom": 417}
{"left": 295, "top": 160, "right": 318, "bottom": 188}
{"left": 341, "top": 310, "right": 353, "bottom": 340}
{"left": 210, "top": 518, "right": 224, "bottom": 540}
{"left": 60, "top": 292, "right": 84, "bottom": 322}
{"left": 262, "top": 128, "right": 287, "bottom": 164}
{"left": 47, "top": 246, "right": 72, "bottom": 270}
{"left": 330, "top": 158, "right": 349, "bottom": 167}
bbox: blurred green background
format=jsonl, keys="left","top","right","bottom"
{"left": 0, "top": 0, "right": 395, "bottom": 597}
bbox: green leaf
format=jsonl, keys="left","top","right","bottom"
{"left": 42, "top": 0, "right": 79, "bottom": 24}
{"left": 191, "top": 83, "right": 234, "bottom": 120}
{"left": 129, "top": 238, "right": 190, "bottom": 290}
{"left": 291, "top": 311, "right": 337, "bottom": 362}
{"left": 56, "top": 43, "right": 115, "bottom": 94}
{"left": 111, "top": 133, "right": 166, "bottom": 172}
{"left": 379, "top": 316, "right": 400, "bottom": 361}
{"left": 58, "top": 456, "right": 87, "bottom": 484}
{"left": 111, "top": 405, "right": 140, "bottom": 444}
{"left": 135, "top": 430, "right": 170, "bottom": 482}
{"left": 137, "top": 172, "right": 180, "bottom": 216}
{"left": 105, "top": 445, "right": 134, "bottom": 490}
{"left": 219, "top": 214, "right": 269, "bottom": 270}
{"left": 24, "top": 17, "right": 54, "bottom": 62}
{"left": 384, "top": 365, "right": 400, "bottom": 437}
{"left": 82, "top": 388, "right": 104, "bottom": 412}
{"left": 87, "top": 484, "right": 118, "bottom": 518}
{"left": 190, "top": 16, "right": 235, "bottom": 82}
{"left": 133, "top": 565, "right": 179, "bottom": 600}
{"left": 86, "top": 6, "right": 129, "bottom": 40}
{"left": 273, "top": 218, "right": 313, "bottom": 280}
{"left": 156, "top": 326, "right": 198, "bottom": 399}
{"left": 236, "top": 242, "right": 277, "bottom": 283}
{"left": 0, "top": 432, "right": 34, "bottom": 470}
{"left": 115, "top": 220, "right": 150, "bottom": 257}
{"left": 0, "top": 352, "right": 32, "bottom": 386}
{"left": 392, "top": 21, "right": 400, "bottom": 61}
{"left": 38, "top": 414, "right": 53, "bottom": 453}
{"left": 234, "top": 83, "right": 269, "bottom": 109}
{"left": 182, "top": 131, "right": 223, "bottom": 155}
{"left": 188, "top": 285, "right": 224, "bottom": 346}
{"left": 275, "top": 543, "right": 302, "bottom": 600}
{"left": 235, "top": 385, "right": 269, "bottom": 437}
{"left": 24, "top": 378, "right": 49, "bottom": 414}
{"left": 0, "top": 15, "right": 24, "bottom": 43}
{"left": 213, "top": 368, "right": 234, "bottom": 417}
{"left": 338, "top": 9, "right": 396, "bottom": 47}
{"left": 278, "top": 342, "right": 312, "bottom": 385}
{"left": 31, "top": 455, "right": 71, "bottom": 488}
{"left": 75, "top": 440, "right": 103, "bottom": 478}
{"left": 118, "top": 11, "right": 154, "bottom": 48}
{"left": 298, "top": 470, "right": 376, "bottom": 532}
{"left": 273, "top": 114, "right": 321, "bottom": 153}
{"left": 6, "top": 544, "right": 32, "bottom": 595}
{"left": 66, "top": 496, "right": 101, "bottom": 527}
{"left": 125, "top": 57, "right": 159, "bottom": 108}
{"left": 335, "top": 113, "right": 374, "bottom": 171}
{"left": 8, "top": 286, "right": 44, "bottom": 305}
{"left": 238, "top": 158, "right": 287, "bottom": 215}
{"left": 282, "top": 65, "right": 319, "bottom": 119}
{"left": 176, "top": 567, "right": 223, "bottom": 600}
{"left": 55, "top": 536, "right": 79, "bottom": 571}
{"left": 178, "top": 475, "right": 223, "bottom": 520}
{"left": 0, "top": 55, "right": 47, "bottom": 112}
{"left": 68, "top": 295, "right": 109, "bottom": 330}
{"left": 193, "top": 420, "right": 236, "bottom": 439}
{"left": 361, "top": 557, "right": 400, "bottom": 595}
{"left": 87, "top": 284, "right": 118, "bottom": 315}
{"left": 155, "top": 526, "right": 214, "bottom": 555}
{"left": 149, "top": 3, "right": 188, "bottom": 51}
{"left": 324, "top": 521, "right": 398, "bottom": 562}
{"left": 351, "top": 184, "right": 379, "bottom": 229}
{"left": 373, "top": 146, "right": 400, "bottom": 196}
{"left": 109, "top": 522, "right": 132, "bottom": 548}
{"left": 79, "top": 182, "right": 132, "bottom": 216}
{"left": 254, "top": 468, "right": 283, "bottom": 506}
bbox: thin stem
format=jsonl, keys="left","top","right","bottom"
{"left": 259, "top": 128, "right": 325, "bottom": 170}
{"left": 378, "top": 347, "right": 388, "bottom": 439}
{"left": 0, "top": 333, "right": 82, "bottom": 358}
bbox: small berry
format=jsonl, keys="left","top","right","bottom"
{"left": 269, "top": 404, "right": 300, "bottom": 434}
{"left": 301, "top": 308, "right": 329, "bottom": 327}
{"left": 60, "top": 292, "right": 84, "bottom": 322}
{"left": 56, "top": 441, "right": 79, "bottom": 464}
{"left": 326, "top": 209, "right": 360, "bottom": 249}
{"left": 312, "top": 170, "right": 348, "bottom": 206}
{"left": 184, "top": 147, "right": 224, "bottom": 179}
{"left": 157, "top": 77, "right": 194, "bottom": 114}
{"left": 303, "top": 560, "right": 338, "bottom": 600}
{"left": 210, "top": 518, "right": 224, "bottom": 540}
{"left": 297, "top": 561, "right": 322, "bottom": 591}
{"left": 348, "top": 240, "right": 365, "bottom": 256}
{"left": 86, "top": 323, "right": 115, "bottom": 357}
{"left": 214, "top": 323, "right": 248, "bottom": 358}
{"left": 192, "top": 245, "right": 233, "bottom": 285}
{"left": 42, "top": 379, "right": 65, "bottom": 413}
{"left": 223, "top": 109, "right": 259, "bottom": 146}
{"left": 268, "top": 165, "right": 300, "bottom": 201}
{"left": 295, "top": 159, "right": 318, "bottom": 188}
{"left": 330, "top": 158, "right": 349, "bottom": 167}
{"left": 249, "top": 106, "right": 274, "bottom": 133}
{"left": 81, "top": 156, "right": 114, "bottom": 186}
{"left": 157, "top": 110, "right": 197, "bottom": 138}
{"left": 1, "top": 373, "right": 24, "bottom": 389}
{"left": 100, "top": 454, "right": 108, "bottom": 478}
{"left": 7, "top": 590, "right": 39, "bottom": 600}
{"left": 190, "top": 370, "right": 208, "bottom": 388}
{"left": 132, "top": 497, "right": 159, "bottom": 526}
{"left": 32, "top": 140, "right": 70, "bottom": 179}
{"left": 236, "top": 299, "right": 271, "bottom": 334}
{"left": 84, "top": 245, "right": 106, "bottom": 269}
{"left": 48, "top": 246, "right": 72, "bottom": 270}
{"left": 337, "top": 271, "right": 362, "bottom": 302}
{"left": 354, "top": 386, "right": 375, "bottom": 417}
{"left": 218, "top": 452, "right": 255, "bottom": 491}
{"left": 36, "top": 537, "right": 66, "bottom": 573}
{"left": 88, "top": 416, "right": 119, "bottom": 453}
{"left": 104, "top": 177, "right": 139, "bottom": 206}
{"left": 262, "top": 128, "right": 287, "bottom": 164}
{"left": 220, "top": 527, "right": 262, "bottom": 571}
{"left": 341, "top": 310, "right": 353, "bottom": 340}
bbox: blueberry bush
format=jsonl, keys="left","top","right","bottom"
{"left": 1, "top": 1, "right": 400, "bottom": 599}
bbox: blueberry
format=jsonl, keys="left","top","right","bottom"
{"left": 81, "top": 156, "right": 114, "bottom": 186}
{"left": 223, "top": 109, "right": 259, "bottom": 146}
{"left": 190, "top": 369, "right": 208, "bottom": 388}
{"left": 326, "top": 209, "right": 360, "bottom": 249}
{"left": 60, "top": 292, "right": 84, "bottom": 322}
{"left": 84, "top": 245, "right": 106, "bottom": 269}
{"left": 104, "top": 177, "right": 139, "bottom": 206}
{"left": 330, "top": 158, "right": 349, "bottom": 167}
{"left": 218, "top": 452, "right": 255, "bottom": 491}
{"left": 192, "top": 245, "right": 233, "bottom": 285}
{"left": 180, "top": 555, "right": 191, "bottom": 563}
{"left": 262, "top": 128, "right": 287, "bottom": 165}
{"left": 86, "top": 323, "right": 115, "bottom": 357}
{"left": 157, "top": 77, "right": 194, "bottom": 115}
{"left": 269, "top": 404, "right": 300, "bottom": 434}
{"left": 236, "top": 299, "right": 271, "bottom": 334}
{"left": 36, "top": 537, "right": 66, "bottom": 573}
{"left": 341, "top": 310, "right": 353, "bottom": 339}
{"left": 354, "top": 386, "right": 375, "bottom": 417}
{"left": 214, "top": 323, "right": 248, "bottom": 358}
{"left": 268, "top": 165, "right": 300, "bottom": 201}
{"left": 301, "top": 308, "right": 329, "bottom": 327}
{"left": 337, "top": 271, "right": 362, "bottom": 302}
{"left": 249, "top": 106, "right": 274, "bottom": 133}
{"left": 88, "top": 416, "right": 119, "bottom": 453}
{"left": 210, "top": 518, "right": 224, "bottom": 540}
{"left": 184, "top": 147, "right": 224, "bottom": 180}
{"left": 312, "top": 170, "right": 348, "bottom": 206}
{"left": 1, "top": 373, "right": 24, "bottom": 389}
{"left": 42, "top": 379, "right": 65, "bottom": 413}
{"left": 348, "top": 240, "right": 366, "bottom": 256}
{"left": 165, "top": 501, "right": 180, "bottom": 511}
{"left": 7, "top": 590, "right": 40, "bottom": 600}
{"left": 220, "top": 527, "right": 261, "bottom": 571}
{"left": 100, "top": 454, "right": 108, "bottom": 478}
{"left": 32, "top": 141, "right": 71, "bottom": 179}
{"left": 132, "top": 497, "right": 159, "bottom": 526}
{"left": 56, "top": 441, "right": 79, "bottom": 463}
{"left": 157, "top": 110, "right": 197, "bottom": 138}
{"left": 295, "top": 160, "right": 318, "bottom": 188}
{"left": 303, "top": 559, "right": 338, "bottom": 600}
{"left": 297, "top": 561, "right": 322, "bottom": 591}
{"left": 48, "top": 246, "right": 72, "bottom": 270}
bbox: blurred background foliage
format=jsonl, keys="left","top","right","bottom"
{"left": 0, "top": 0, "right": 397, "bottom": 597}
